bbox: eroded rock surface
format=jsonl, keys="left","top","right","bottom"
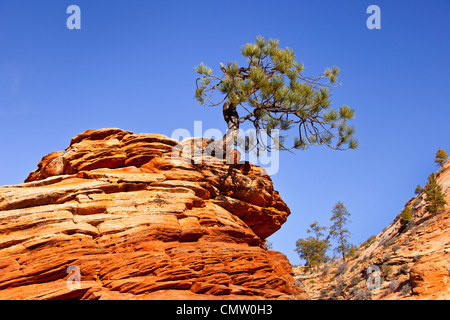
{"left": 294, "top": 159, "right": 450, "bottom": 300}
{"left": 0, "top": 128, "right": 307, "bottom": 300}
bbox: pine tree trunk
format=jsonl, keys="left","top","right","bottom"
{"left": 203, "top": 99, "right": 239, "bottom": 163}
{"left": 223, "top": 100, "right": 239, "bottom": 163}
{"left": 223, "top": 100, "right": 239, "bottom": 132}
{"left": 340, "top": 227, "right": 346, "bottom": 262}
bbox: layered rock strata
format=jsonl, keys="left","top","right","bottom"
{"left": 0, "top": 128, "right": 307, "bottom": 300}
{"left": 294, "top": 159, "right": 450, "bottom": 300}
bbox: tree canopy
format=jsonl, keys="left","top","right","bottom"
{"left": 423, "top": 173, "right": 447, "bottom": 215}
{"left": 435, "top": 147, "right": 448, "bottom": 167}
{"left": 415, "top": 184, "right": 423, "bottom": 195}
{"left": 194, "top": 36, "right": 358, "bottom": 155}
{"left": 295, "top": 221, "right": 330, "bottom": 270}
{"left": 399, "top": 206, "right": 413, "bottom": 225}
{"left": 329, "top": 201, "right": 352, "bottom": 262}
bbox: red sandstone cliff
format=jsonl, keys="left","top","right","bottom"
{"left": 0, "top": 128, "right": 307, "bottom": 300}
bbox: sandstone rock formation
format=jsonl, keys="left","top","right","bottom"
{"left": 294, "top": 159, "right": 450, "bottom": 300}
{"left": 0, "top": 128, "right": 307, "bottom": 300}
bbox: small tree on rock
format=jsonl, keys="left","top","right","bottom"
{"left": 423, "top": 173, "right": 447, "bottom": 215}
{"left": 329, "top": 201, "right": 352, "bottom": 262}
{"left": 194, "top": 36, "right": 358, "bottom": 159}
{"left": 435, "top": 147, "right": 448, "bottom": 167}
{"left": 295, "top": 221, "right": 330, "bottom": 271}
{"left": 415, "top": 185, "right": 423, "bottom": 195}
{"left": 400, "top": 206, "right": 413, "bottom": 225}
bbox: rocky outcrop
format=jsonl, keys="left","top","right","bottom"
{"left": 0, "top": 128, "right": 307, "bottom": 300}
{"left": 294, "top": 158, "right": 450, "bottom": 300}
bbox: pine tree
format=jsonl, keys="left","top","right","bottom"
{"left": 295, "top": 221, "right": 330, "bottom": 270}
{"left": 423, "top": 173, "right": 447, "bottom": 215}
{"left": 295, "top": 237, "right": 318, "bottom": 271}
{"left": 400, "top": 206, "right": 412, "bottom": 225}
{"left": 415, "top": 185, "right": 423, "bottom": 195}
{"left": 307, "top": 221, "right": 328, "bottom": 240}
{"left": 194, "top": 36, "right": 358, "bottom": 158}
{"left": 435, "top": 147, "right": 448, "bottom": 167}
{"left": 329, "top": 201, "right": 352, "bottom": 262}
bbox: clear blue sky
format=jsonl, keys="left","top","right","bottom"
{"left": 1, "top": 0, "right": 449, "bottom": 265}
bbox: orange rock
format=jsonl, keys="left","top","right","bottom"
{"left": 292, "top": 158, "right": 450, "bottom": 300}
{"left": 0, "top": 128, "right": 305, "bottom": 300}
{"left": 410, "top": 256, "right": 450, "bottom": 298}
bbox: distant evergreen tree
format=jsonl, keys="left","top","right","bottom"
{"left": 329, "top": 201, "right": 352, "bottom": 262}
{"left": 400, "top": 206, "right": 413, "bottom": 225}
{"left": 415, "top": 185, "right": 423, "bottom": 195}
{"left": 295, "top": 221, "right": 330, "bottom": 270}
{"left": 345, "top": 244, "right": 357, "bottom": 260}
{"left": 435, "top": 147, "right": 448, "bottom": 167}
{"left": 423, "top": 173, "right": 447, "bottom": 214}
{"left": 294, "top": 237, "right": 316, "bottom": 270}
